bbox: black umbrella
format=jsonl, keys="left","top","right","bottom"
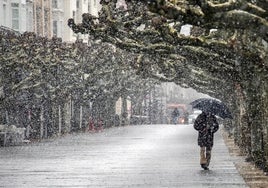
{"left": 190, "top": 98, "right": 232, "bottom": 119}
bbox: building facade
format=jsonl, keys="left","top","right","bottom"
{"left": 0, "top": 0, "right": 28, "bottom": 33}
{"left": 33, "top": 0, "right": 52, "bottom": 38}
{"left": 51, "top": 0, "right": 64, "bottom": 38}
{"left": 60, "top": 0, "right": 101, "bottom": 43}
{"left": 0, "top": 0, "right": 101, "bottom": 42}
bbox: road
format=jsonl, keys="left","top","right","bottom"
{"left": 0, "top": 124, "right": 248, "bottom": 188}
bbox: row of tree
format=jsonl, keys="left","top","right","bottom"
{"left": 0, "top": 27, "right": 160, "bottom": 140}
{"left": 68, "top": 0, "right": 268, "bottom": 170}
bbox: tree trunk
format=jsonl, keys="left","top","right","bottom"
{"left": 233, "top": 84, "right": 250, "bottom": 156}
{"left": 246, "top": 72, "right": 265, "bottom": 167}
{"left": 58, "top": 105, "right": 62, "bottom": 135}
{"left": 63, "top": 97, "right": 72, "bottom": 133}
{"left": 263, "top": 80, "right": 268, "bottom": 167}
{"left": 40, "top": 104, "right": 44, "bottom": 139}
{"left": 121, "top": 95, "right": 128, "bottom": 126}
{"left": 79, "top": 105, "right": 83, "bottom": 130}
{"left": 25, "top": 109, "right": 31, "bottom": 139}
{"left": 5, "top": 110, "right": 9, "bottom": 124}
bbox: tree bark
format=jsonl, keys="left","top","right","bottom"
{"left": 40, "top": 104, "right": 44, "bottom": 139}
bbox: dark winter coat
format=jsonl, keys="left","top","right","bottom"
{"left": 194, "top": 112, "right": 219, "bottom": 148}
{"left": 172, "top": 108, "right": 180, "bottom": 118}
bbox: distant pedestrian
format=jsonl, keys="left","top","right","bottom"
{"left": 184, "top": 111, "right": 189, "bottom": 124}
{"left": 97, "top": 119, "right": 103, "bottom": 131}
{"left": 114, "top": 114, "right": 120, "bottom": 126}
{"left": 194, "top": 111, "right": 219, "bottom": 170}
{"left": 171, "top": 108, "right": 180, "bottom": 124}
{"left": 88, "top": 117, "right": 95, "bottom": 132}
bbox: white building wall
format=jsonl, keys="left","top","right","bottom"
{"left": 63, "top": 0, "right": 76, "bottom": 42}
{"left": 0, "top": 0, "right": 29, "bottom": 33}
{"left": 52, "top": 0, "right": 64, "bottom": 38}
{"left": 62, "top": 0, "right": 101, "bottom": 43}
{"left": 75, "top": 0, "right": 89, "bottom": 42}
{"left": 88, "top": 0, "right": 101, "bottom": 17}
{"left": 0, "top": 0, "right": 10, "bottom": 27}
{"left": 26, "top": 1, "right": 34, "bottom": 32}
{"left": 19, "top": 0, "right": 27, "bottom": 32}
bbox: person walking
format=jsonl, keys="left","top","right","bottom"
{"left": 194, "top": 111, "right": 219, "bottom": 170}
{"left": 171, "top": 108, "right": 180, "bottom": 124}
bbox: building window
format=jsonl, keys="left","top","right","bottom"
{"left": 52, "top": 0, "right": 58, "bottom": 8}
{"left": 53, "top": 21, "right": 58, "bottom": 36}
{"left": 26, "top": 9, "right": 33, "bottom": 31}
{"left": 11, "top": 3, "right": 19, "bottom": 7}
{"left": 11, "top": 3, "right": 19, "bottom": 30}
{"left": 76, "top": 0, "right": 79, "bottom": 8}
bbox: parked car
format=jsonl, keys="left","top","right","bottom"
{"left": 188, "top": 110, "right": 202, "bottom": 124}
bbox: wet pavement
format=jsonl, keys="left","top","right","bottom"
{"left": 0, "top": 124, "right": 248, "bottom": 188}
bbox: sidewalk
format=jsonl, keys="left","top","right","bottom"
{"left": 222, "top": 130, "right": 268, "bottom": 188}
{"left": 0, "top": 124, "right": 249, "bottom": 187}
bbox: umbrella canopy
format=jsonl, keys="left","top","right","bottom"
{"left": 190, "top": 98, "right": 232, "bottom": 119}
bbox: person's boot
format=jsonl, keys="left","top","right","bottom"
{"left": 201, "top": 164, "right": 209, "bottom": 170}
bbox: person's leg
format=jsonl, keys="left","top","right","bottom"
{"left": 206, "top": 146, "right": 212, "bottom": 167}
{"left": 200, "top": 147, "right": 207, "bottom": 169}
{"left": 173, "top": 117, "right": 177, "bottom": 124}
{"left": 200, "top": 147, "right": 209, "bottom": 170}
